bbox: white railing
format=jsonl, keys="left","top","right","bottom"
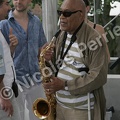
{"left": 105, "top": 57, "right": 120, "bottom": 120}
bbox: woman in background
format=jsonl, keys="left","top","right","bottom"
{"left": 83, "top": 0, "right": 110, "bottom": 62}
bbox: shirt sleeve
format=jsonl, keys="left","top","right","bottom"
{"left": 0, "top": 41, "right": 6, "bottom": 75}
{"left": 38, "top": 22, "right": 47, "bottom": 48}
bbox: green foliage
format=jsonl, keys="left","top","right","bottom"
{"left": 32, "top": 0, "right": 42, "bottom": 5}
{"left": 88, "top": 0, "right": 120, "bottom": 57}
{"left": 58, "top": 0, "right": 63, "bottom": 8}
{"left": 31, "top": 0, "right": 42, "bottom": 8}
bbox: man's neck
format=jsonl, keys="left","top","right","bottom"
{"left": 13, "top": 9, "right": 28, "bottom": 20}
{"left": 13, "top": 9, "right": 29, "bottom": 32}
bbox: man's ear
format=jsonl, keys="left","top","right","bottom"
{"left": 86, "top": 6, "right": 90, "bottom": 13}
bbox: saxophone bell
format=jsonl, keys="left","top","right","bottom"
{"left": 33, "top": 98, "right": 51, "bottom": 119}
{"left": 33, "top": 30, "right": 61, "bottom": 120}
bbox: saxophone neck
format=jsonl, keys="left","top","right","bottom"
{"left": 40, "top": 37, "right": 55, "bottom": 57}
{"left": 40, "top": 29, "right": 61, "bottom": 60}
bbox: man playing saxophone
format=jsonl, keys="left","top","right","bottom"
{"left": 42, "top": 0, "right": 109, "bottom": 120}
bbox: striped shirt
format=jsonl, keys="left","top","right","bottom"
{"left": 56, "top": 34, "right": 94, "bottom": 109}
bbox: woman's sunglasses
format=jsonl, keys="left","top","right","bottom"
{"left": 57, "top": 10, "right": 82, "bottom": 17}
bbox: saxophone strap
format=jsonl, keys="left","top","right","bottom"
{"left": 55, "top": 21, "right": 84, "bottom": 77}
{"left": 60, "top": 21, "right": 84, "bottom": 60}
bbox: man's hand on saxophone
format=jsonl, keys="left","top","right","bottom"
{"left": 43, "top": 76, "right": 66, "bottom": 95}
{"left": 40, "top": 42, "right": 55, "bottom": 61}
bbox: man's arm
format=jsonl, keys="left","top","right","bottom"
{"left": 96, "top": 24, "right": 110, "bottom": 62}
{"left": 0, "top": 36, "right": 13, "bottom": 117}
{"left": 0, "top": 82, "right": 13, "bottom": 117}
{"left": 68, "top": 37, "right": 108, "bottom": 95}
{"left": 0, "top": 71, "right": 13, "bottom": 117}
{"left": 9, "top": 28, "right": 18, "bottom": 57}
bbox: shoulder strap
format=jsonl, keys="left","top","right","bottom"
{"left": 61, "top": 21, "right": 84, "bottom": 60}
{"left": 55, "top": 22, "right": 84, "bottom": 76}
{"left": 93, "top": 24, "right": 96, "bottom": 29}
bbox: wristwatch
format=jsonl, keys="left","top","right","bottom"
{"left": 64, "top": 80, "right": 68, "bottom": 90}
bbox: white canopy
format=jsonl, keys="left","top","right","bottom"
{"left": 42, "top": 0, "right": 58, "bottom": 41}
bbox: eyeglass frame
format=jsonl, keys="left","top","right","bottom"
{"left": 57, "top": 10, "right": 82, "bottom": 17}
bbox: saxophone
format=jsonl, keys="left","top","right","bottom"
{"left": 33, "top": 30, "right": 61, "bottom": 120}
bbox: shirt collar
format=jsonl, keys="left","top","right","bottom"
{"left": 8, "top": 10, "right": 14, "bottom": 20}
{"left": 8, "top": 9, "right": 34, "bottom": 20}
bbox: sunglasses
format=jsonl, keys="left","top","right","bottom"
{"left": 57, "top": 10, "right": 82, "bottom": 17}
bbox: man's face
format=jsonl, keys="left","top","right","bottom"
{"left": 12, "top": 0, "right": 31, "bottom": 12}
{"left": 58, "top": 0, "right": 84, "bottom": 34}
{"left": 0, "top": 0, "right": 11, "bottom": 20}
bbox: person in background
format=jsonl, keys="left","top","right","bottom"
{"left": 0, "top": 0, "right": 21, "bottom": 120}
{"left": 0, "top": 0, "right": 47, "bottom": 120}
{"left": 83, "top": 0, "right": 110, "bottom": 62}
{"left": 43, "top": 0, "right": 109, "bottom": 120}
